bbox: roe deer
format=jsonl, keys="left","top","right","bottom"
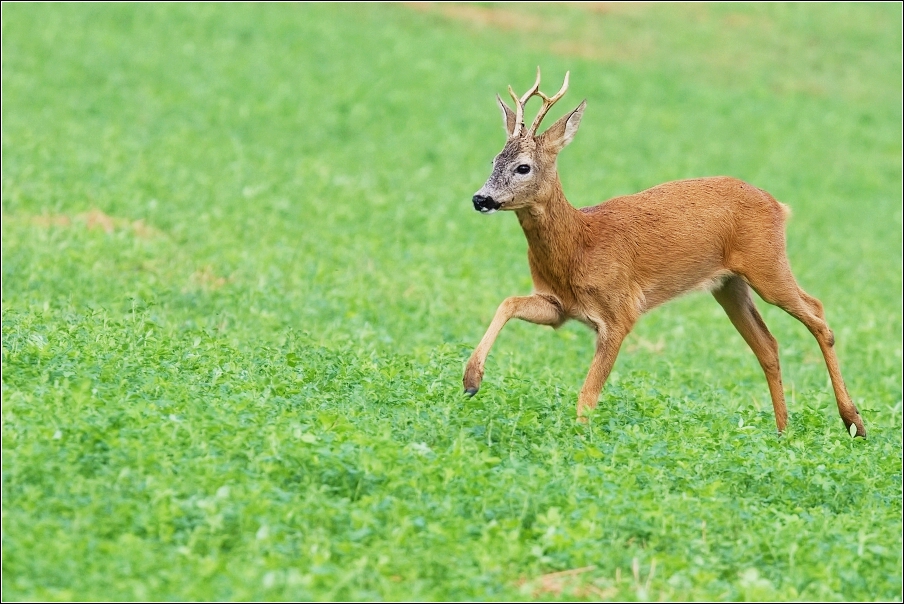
{"left": 463, "top": 68, "right": 866, "bottom": 437}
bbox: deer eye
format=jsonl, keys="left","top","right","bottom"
{"left": 515, "top": 164, "right": 531, "bottom": 174}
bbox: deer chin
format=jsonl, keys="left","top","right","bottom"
{"left": 492, "top": 202, "right": 519, "bottom": 213}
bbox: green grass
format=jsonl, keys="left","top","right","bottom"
{"left": 2, "top": 3, "right": 901, "bottom": 600}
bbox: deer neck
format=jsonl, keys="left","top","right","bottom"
{"left": 515, "top": 175, "right": 583, "bottom": 268}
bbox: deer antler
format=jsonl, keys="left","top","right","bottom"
{"left": 505, "top": 67, "right": 570, "bottom": 138}
{"left": 507, "top": 67, "right": 541, "bottom": 138}
{"left": 527, "top": 70, "right": 569, "bottom": 136}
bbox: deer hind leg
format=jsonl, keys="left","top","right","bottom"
{"left": 739, "top": 261, "right": 866, "bottom": 437}
{"left": 713, "top": 276, "right": 788, "bottom": 432}
{"left": 463, "top": 294, "right": 565, "bottom": 396}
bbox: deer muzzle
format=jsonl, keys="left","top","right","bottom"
{"left": 472, "top": 194, "right": 501, "bottom": 213}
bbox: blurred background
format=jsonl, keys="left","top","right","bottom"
{"left": 2, "top": 4, "right": 901, "bottom": 599}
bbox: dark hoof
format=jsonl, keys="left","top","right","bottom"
{"left": 464, "top": 387, "right": 478, "bottom": 397}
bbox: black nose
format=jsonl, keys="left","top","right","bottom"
{"left": 472, "top": 194, "right": 500, "bottom": 212}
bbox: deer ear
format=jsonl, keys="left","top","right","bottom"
{"left": 540, "top": 100, "right": 586, "bottom": 151}
{"left": 497, "top": 94, "right": 517, "bottom": 138}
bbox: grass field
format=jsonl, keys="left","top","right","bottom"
{"left": 2, "top": 3, "right": 902, "bottom": 600}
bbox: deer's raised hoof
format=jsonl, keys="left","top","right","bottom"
{"left": 463, "top": 364, "right": 483, "bottom": 396}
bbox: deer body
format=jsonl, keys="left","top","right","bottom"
{"left": 464, "top": 69, "right": 866, "bottom": 437}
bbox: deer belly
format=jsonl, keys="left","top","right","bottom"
{"left": 639, "top": 266, "right": 732, "bottom": 312}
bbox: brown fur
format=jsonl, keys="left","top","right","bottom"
{"left": 464, "top": 73, "right": 865, "bottom": 437}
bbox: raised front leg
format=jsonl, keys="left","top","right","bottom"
{"left": 464, "top": 295, "right": 565, "bottom": 396}
{"left": 577, "top": 322, "right": 630, "bottom": 419}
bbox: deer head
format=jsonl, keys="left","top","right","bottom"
{"left": 472, "top": 68, "right": 587, "bottom": 214}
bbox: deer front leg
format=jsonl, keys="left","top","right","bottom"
{"left": 464, "top": 295, "right": 565, "bottom": 396}
{"left": 577, "top": 322, "right": 629, "bottom": 419}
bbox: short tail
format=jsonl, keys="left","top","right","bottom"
{"left": 779, "top": 202, "right": 791, "bottom": 220}
{"left": 757, "top": 186, "right": 792, "bottom": 221}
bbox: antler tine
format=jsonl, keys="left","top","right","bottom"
{"left": 507, "top": 67, "right": 543, "bottom": 137}
{"left": 528, "top": 70, "right": 570, "bottom": 136}
{"left": 508, "top": 85, "right": 524, "bottom": 138}
{"left": 519, "top": 66, "right": 542, "bottom": 106}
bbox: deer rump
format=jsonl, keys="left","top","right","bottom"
{"left": 462, "top": 68, "right": 865, "bottom": 438}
